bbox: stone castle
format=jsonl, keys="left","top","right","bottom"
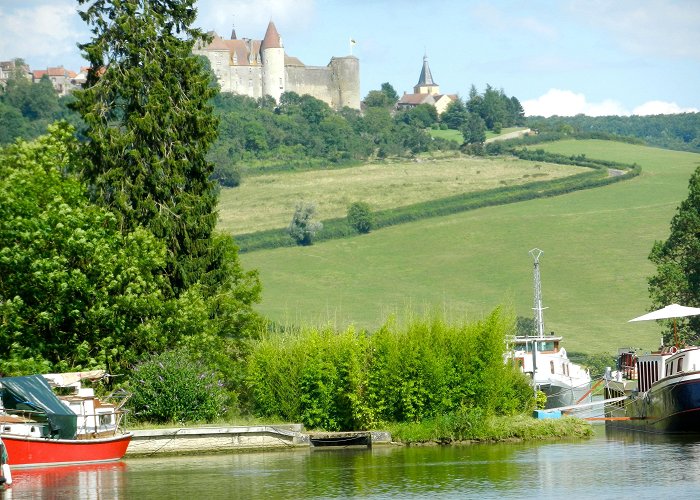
{"left": 193, "top": 21, "right": 360, "bottom": 110}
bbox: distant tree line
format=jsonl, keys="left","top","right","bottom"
{"left": 207, "top": 88, "right": 457, "bottom": 186}
{"left": 527, "top": 113, "right": 700, "bottom": 153}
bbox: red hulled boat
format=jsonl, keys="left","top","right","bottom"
{"left": 0, "top": 372, "right": 132, "bottom": 469}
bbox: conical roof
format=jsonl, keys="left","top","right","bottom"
{"left": 417, "top": 55, "right": 437, "bottom": 86}
{"left": 261, "top": 21, "right": 282, "bottom": 49}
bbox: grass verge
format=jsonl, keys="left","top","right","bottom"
{"left": 385, "top": 413, "right": 592, "bottom": 444}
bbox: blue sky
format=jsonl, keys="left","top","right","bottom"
{"left": 1, "top": 0, "right": 699, "bottom": 116}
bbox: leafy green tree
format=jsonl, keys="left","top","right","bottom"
{"left": 480, "top": 84, "right": 508, "bottom": 130}
{"left": 461, "top": 113, "right": 487, "bottom": 144}
{"left": 648, "top": 166, "right": 700, "bottom": 345}
{"left": 288, "top": 202, "right": 323, "bottom": 246}
{"left": 398, "top": 103, "right": 438, "bottom": 128}
{"left": 380, "top": 82, "right": 399, "bottom": 104}
{"left": 441, "top": 99, "right": 469, "bottom": 130}
{"left": 0, "top": 123, "right": 173, "bottom": 374}
{"left": 347, "top": 202, "right": 374, "bottom": 234}
{"left": 72, "top": 0, "right": 220, "bottom": 296}
{"left": 363, "top": 83, "right": 398, "bottom": 109}
{"left": 363, "top": 90, "right": 392, "bottom": 108}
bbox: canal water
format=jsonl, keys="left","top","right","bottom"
{"left": 6, "top": 426, "right": 700, "bottom": 499}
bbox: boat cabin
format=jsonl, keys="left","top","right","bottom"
{"left": 611, "top": 347, "right": 700, "bottom": 392}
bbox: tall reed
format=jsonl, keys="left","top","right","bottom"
{"left": 246, "top": 309, "right": 533, "bottom": 430}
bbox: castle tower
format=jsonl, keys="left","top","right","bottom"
{"left": 261, "top": 21, "right": 285, "bottom": 103}
{"left": 330, "top": 56, "right": 360, "bottom": 110}
{"left": 414, "top": 54, "right": 439, "bottom": 95}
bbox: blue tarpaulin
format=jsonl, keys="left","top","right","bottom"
{"left": 1, "top": 375, "right": 77, "bottom": 439}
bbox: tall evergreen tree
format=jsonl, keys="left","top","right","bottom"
{"left": 648, "top": 167, "right": 700, "bottom": 344}
{"left": 72, "top": 0, "right": 220, "bottom": 296}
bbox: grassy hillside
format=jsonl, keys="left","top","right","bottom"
{"left": 239, "top": 140, "right": 700, "bottom": 354}
{"left": 218, "top": 155, "right": 587, "bottom": 234}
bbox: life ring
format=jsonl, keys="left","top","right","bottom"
{"left": 670, "top": 346, "right": 678, "bottom": 354}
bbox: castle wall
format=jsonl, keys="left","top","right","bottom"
{"left": 194, "top": 29, "right": 360, "bottom": 110}
{"left": 286, "top": 66, "right": 334, "bottom": 106}
{"left": 223, "top": 66, "right": 263, "bottom": 98}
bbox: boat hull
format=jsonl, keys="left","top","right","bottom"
{"left": 606, "top": 372, "right": 700, "bottom": 434}
{"left": 540, "top": 380, "right": 592, "bottom": 409}
{"left": 2, "top": 433, "right": 132, "bottom": 468}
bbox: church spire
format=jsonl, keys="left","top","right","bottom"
{"left": 414, "top": 53, "right": 439, "bottom": 95}
{"left": 417, "top": 54, "right": 436, "bottom": 87}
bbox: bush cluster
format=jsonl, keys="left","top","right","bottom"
{"left": 245, "top": 310, "right": 533, "bottom": 431}
{"left": 128, "top": 348, "right": 229, "bottom": 424}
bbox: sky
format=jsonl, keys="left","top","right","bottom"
{"left": 1, "top": 0, "right": 699, "bottom": 117}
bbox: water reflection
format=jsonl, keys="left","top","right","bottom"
{"left": 7, "top": 462, "right": 125, "bottom": 499}
{"left": 5, "top": 429, "right": 700, "bottom": 499}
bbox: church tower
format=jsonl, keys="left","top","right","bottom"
{"left": 261, "top": 21, "right": 285, "bottom": 103}
{"left": 413, "top": 54, "right": 440, "bottom": 95}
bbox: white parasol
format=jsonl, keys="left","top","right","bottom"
{"left": 629, "top": 303, "right": 700, "bottom": 347}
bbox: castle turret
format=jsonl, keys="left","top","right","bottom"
{"left": 261, "top": 21, "right": 285, "bottom": 103}
{"left": 330, "top": 56, "right": 360, "bottom": 110}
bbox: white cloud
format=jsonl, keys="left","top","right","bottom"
{"left": 0, "top": 2, "right": 86, "bottom": 67}
{"left": 522, "top": 89, "right": 626, "bottom": 117}
{"left": 523, "top": 89, "right": 698, "bottom": 117}
{"left": 632, "top": 101, "right": 699, "bottom": 116}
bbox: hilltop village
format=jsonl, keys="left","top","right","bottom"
{"left": 1, "top": 20, "right": 459, "bottom": 114}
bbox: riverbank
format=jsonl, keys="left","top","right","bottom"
{"left": 385, "top": 414, "right": 592, "bottom": 445}
{"left": 125, "top": 415, "right": 591, "bottom": 457}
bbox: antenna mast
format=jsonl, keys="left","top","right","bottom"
{"left": 530, "top": 248, "right": 546, "bottom": 337}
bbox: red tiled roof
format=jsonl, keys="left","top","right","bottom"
{"left": 261, "top": 21, "right": 282, "bottom": 50}
{"left": 47, "top": 66, "right": 67, "bottom": 77}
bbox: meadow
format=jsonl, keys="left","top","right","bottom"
{"left": 238, "top": 140, "right": 700, "bottom": 354}
{"left": 217, "top": 155, "right": 584, "bottom": 234}
{"left": 429, "top": 127, "right": 524, "bottom": 143}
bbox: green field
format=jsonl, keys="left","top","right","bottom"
{"left": 218, "top": 155, "right": 586, "bottom": 234}
{"left": 239, "top": 140, "right": 700, "bottom": 354}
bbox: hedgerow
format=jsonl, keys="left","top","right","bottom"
{"left": 245, "top": 309, "right": 533, "bottom": 431}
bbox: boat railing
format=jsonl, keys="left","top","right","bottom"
{"left": 75, "top": 408, "right": 130, "bottom": 437}
{"left": 1, "top": 408, "right": 48, "bottom": 423}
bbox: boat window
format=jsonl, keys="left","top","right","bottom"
{"left": 550, "top": 361, "right": 555, "bottom": 374}
{"left": 540, "top": 341, "right": 555, "bottom": 351}
{"left": 678, "top": 357, "right": 684, "bottom": 373}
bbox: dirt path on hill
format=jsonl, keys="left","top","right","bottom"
{"left": 485, "top": 128, "right": 532, "bottom": 143}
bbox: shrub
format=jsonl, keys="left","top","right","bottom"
{"left": 288, "top": 202, "right": 323, "bottom": 245}
{"left": 128, "top": 348, "right": 228, "bottom": 423}
{"left": 347, "top": 201, "right": 374, "bottom": 234}
{"left": 211, "top": 162, "right": 241, "bottom": 187}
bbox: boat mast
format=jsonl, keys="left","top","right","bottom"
{"left": 529, "top": 248, "right": 547, "bottom": 380}
{"left": 530, "top": 248, "right": 546, "bottom": 337}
